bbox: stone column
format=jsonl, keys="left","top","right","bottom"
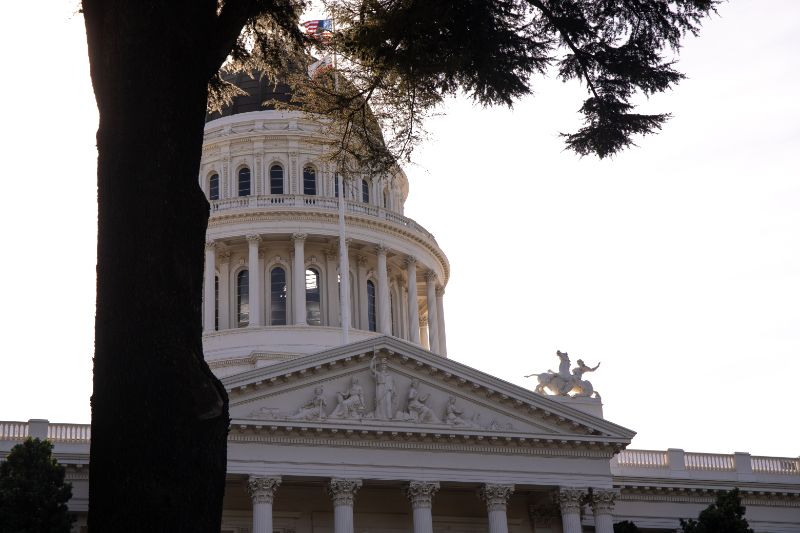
{"left": 436, "top": 287, "right": 447, "bottom": 356}
{"left": 558, "top": 487, "right": 585, "bottom": 533}
{"left": 292, "top": 233, "right": 307, "bottom": 325}
{"left": 356, "top": 255, "right": 368, "bottom": 329}
{"left": 406, "top": 481, "right": 439, "bottom": 533}
{"left": 425, "top": 271, "right": 439, "bottom": 353}
{"left": 248, "top": 476, "right": 281, "bottom": 533}
{"left": 419, "top": 318, "right": 430, "bottom": 350}
{"left": 328, "top": 478, "right": 362, "bottom": 533}
{"left": 325, "top": 248, "right": 340, "bottom": 327}
{"left": 203, "top": 241, "right": 216, "bottom": 333}
{"left": 590, "top": 489, "right": 618, "bottom": 533}
{"left": 405, "top": 256, "right": 420, "bottom": 343}
{"left": 376, "top": 245, "right": 391, "bottom": 334}
{"left": 479, "top": 484, "right": 514, "bottom": 533}
{"left": 218, "top": 251, "right": 231, "bottom": 330}
{"left": 247, "top": 234, "right": 262, "bottom": 327}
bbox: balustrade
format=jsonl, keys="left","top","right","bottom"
{"left": 685, "top": 452, "right": 735, "bottom": 471}
{"left": 0, "top": 421, "right": 29, "bottom": 440}
{"left": 48, "top": 423, "right": 92, "bottom": 443}
{"left": 614, "top": 449, "right": 668, "bottom": 468}
{"left": 752, "top": 456, "right": 800, "bottom": 475}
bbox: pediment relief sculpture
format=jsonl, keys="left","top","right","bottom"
{"left": 244, "top": 354, "right": 515, "bottom": 431}
{"left": 526, "top": 350, "right": 601, "bottom": 399}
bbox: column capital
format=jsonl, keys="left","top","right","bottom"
{"left": 436, "top": 286, "right": 445, "bottom": 297}
{"left": 375, "top": 244, "right": 389, "bottom": 256}
{"left": 327, "top": 478, "right": 362, "bottom": 506}
{"left": 205, "top": 240, "right": 216, "bottom": 251}
{"left": 292, "top": 232, "right": 308, "bottom": 243}
{"left": 405, "top": 481, "right": 440, "bottom": 509}
{"left": 557, "top": 487, "right": 586, "bottom": 514}
{"left": 246, "top": 234, "right": 262, "bottom": 244}
{"left": 247, "top": 476, "right": 281, "bottom": 504}
{"left": 219, "top": 251, "right": 232, "bottom": 263}
{"left": 479, "top": 483, "right": 514, "bottom": 512}
{"left": 590, "top": 488, "right": 619, "bottom": 513}
{"left": 404, "top": 255, "right": 417, "bottom": 267}
{"left": 425, "top": 270, "right": 437, "bottom": 283}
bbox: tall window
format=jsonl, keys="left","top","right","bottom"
{"left": 389, "top": 291, "right": 395, "bottom": 336}
{"left": 209, "top": 174, "right": 219, "bottom": 201}
{"left": 334, "top": 173, "right": 339, "bottom": 198}
{"left": 238, "top": 167, "right": 251, "bottom": 197}
{"left": 214, "top": 275, "right": 219, "bottom": 331}
{"left": 236, "top": 270, "right": 249, "bottom": 327}
{"left": 270, "top": 164, "right": 284, "bottom": 195}
{"left": 303, "top": 166, "right": 316, "bottom": 195}
{"left": 367, "top": 280, "right": 377, "bottom": 332}
{"left": 361, "top": 179, "right": 370, "bottom": 203}
{"left": 270, "top": 267, "right": 287, "bottom": 326}
{"left": 306, "top": 268, "right": 321, "bottom": 326}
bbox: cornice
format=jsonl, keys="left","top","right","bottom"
{"left": 616, "top": 485, "right": 800, "bottom": 507}
{"left": 208, "top": 209, "right": 450, "bottom": 283}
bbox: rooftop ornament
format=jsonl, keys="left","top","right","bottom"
{"left": 526, "top": 351, "right": 601, "bottom": 400}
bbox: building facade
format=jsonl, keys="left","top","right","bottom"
{"left": 1, "top": 83, "right": 798, "bottom": 533}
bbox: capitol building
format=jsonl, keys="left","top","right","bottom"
{"left": 1, "top": 74, "right": 798, "bottom": 533}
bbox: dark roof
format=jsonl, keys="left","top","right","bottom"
{"left": 206, "top": 71, "right": 294, "bottom": 122}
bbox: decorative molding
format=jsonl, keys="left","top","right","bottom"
{"left": 205, "top": 241, "right": 216, "bottom": 251}
{"left": 327, "top": 478, "right": 362, "bottom": 506}
{"left": 425, "top": 270, "right": 437, "bottom": 283}
{"left": 404, "top": 255, "right": 417, "bottom": 267}
{"left": 246, "top": 234, "right": 262, "bottom": 244}
{"left": 247, "top": 476, "right": 281, "bottom": 504}
{"left": 479, "top": 483, "right": 514, "bottom": 511}
{"left": 291, "top": 233, "right": 307, "bottom": 243}
{"left": 406, "top": 481, "right": 440, "bottom": 509}
{"left": 558, "top": 487, "right": 586, "bottom": 514}
{"left": 375, "top": 244, "right": 389, "bottom": 256}
{"left": 219, "top": 251, "right": 232, "bottom": 263}
{"left": 590, "top": 488, "right": 619, "bottom": 514}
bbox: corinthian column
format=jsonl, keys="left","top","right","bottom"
{"left": 591, "top": 489, "right": 618, "bottom": 533}
{"left": 247, "top": 234, "right": 262, "bottom": 327}
{"left": 406, "top": 481, "right": 439, "bottom": 533}
{"left": 479, "top": 484, "right": 514, "bottom": 533}
{"left": 327, "top": 478, "right": 362, "bottom": 533}
{"left": 558, "top": 487, "right": 586, "bottom": 533}
{"left": 248, "top": 476, "right": 281, "bottom": 533}
{"left": 376, "top": 245, "right": 391, "bottom": 334}
{"left": 203, "top": 241, "right": 216, "bottom": 333}
{"left": 405, "top": 256, "right": 420, "bottom": 344}
{"left": 425, "top": 271, "right": 439, "bottom": 354}
{"left": 436, "top": 287, "right": 447, "bottom": 356}
{"left": 292, "top": 233, "right": 307, "bottom": 325}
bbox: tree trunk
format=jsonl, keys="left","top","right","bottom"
{"left": 82, "top": 2, "right": 229, "bottom": 531}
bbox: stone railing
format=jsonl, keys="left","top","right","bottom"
{"left": 612, "top": 448, "right": 800, "bottom": 478}
{"left": 0, "top": 421, "right": 29, "bottom": 440}
{"left": 210, "top": 195, "right": 438, "bottom": 244}
{"left": 48, "top": 423, "right": 92, "bottom": 444}
{"left": 0, "top": 420, "right": 91, "bottom": 444}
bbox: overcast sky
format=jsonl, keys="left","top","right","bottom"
{"left": 1, "top": 1, "right": 797, "bottom": 457}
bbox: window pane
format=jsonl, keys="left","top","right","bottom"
{"left": 303, "top": 167, "right": 316, "bottom": 195}
{"left": 361, "top": 179, "right": 369, "bottom": 203}
{"left": 238, "top": 167, "right": 251, "bottom": 197}
{"left": 367, "top": 280, "right": 376, "bottom": 332}
{"left": 270, "top": 165, "right": 284, "bottom": 195}
{"left": 306, "top": 268, "right": 321, "bottom": 326}
{"left": 209, "top": 174, "right": 219, "bottom": 201}
{"left": 270, "top": 267, "right": 287, "bottom": 326}
{"left": 237, "top": 270, "right": 249, "bottom": 327}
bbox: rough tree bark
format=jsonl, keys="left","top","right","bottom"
{"left": 83, "top": 1, "right": 230, "bottom": 531}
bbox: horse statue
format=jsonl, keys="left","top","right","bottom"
{"left": 525, "top": 351, "right": 601, "bottom": 398}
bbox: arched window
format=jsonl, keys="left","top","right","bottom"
{"left": 270, "top": 164, "right": 284, "bottom": 195}
{"left": 236, "top": 270, "right": 249, "bottom": 327}
{"left": 367, "top": 280, "right": 377, "bottom": 332}
{"left": 361, "top": 179, "right": 370, "bottom": 203}
{"left": 214, "top": 275, "right": 219, "bottom": 331}
{"left": 303, "top": 166, "right": 317, "bottom": 195}
{"left": 306, "top": 268, "right": 321, "bottom": 326}
{"left": 270, "top": 267, "right": 287, "bottom": 326}
{"left": 238, "top": 167, "right": 251, "bottom": 197}
{"left": 209, "top": 174, "right": 219, "bottom": 201}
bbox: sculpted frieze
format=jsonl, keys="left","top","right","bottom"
{"left": 244, "top": 354, "right": 518, "bottom": 432}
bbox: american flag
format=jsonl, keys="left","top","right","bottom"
{"left": 302, "top": 19, "right": 333, "bottom": 39}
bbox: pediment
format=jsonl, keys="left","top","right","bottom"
{"left": 223, "top": 337, "right": 635, "bottom": 447}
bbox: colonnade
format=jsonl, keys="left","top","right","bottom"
{"left": 246, "top": 478, "right": 618, "bottom": 533}
{"left": 203, "top": 235, "right": 448, "bottom": 355}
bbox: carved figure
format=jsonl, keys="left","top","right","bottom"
{"left": 444, "top": 396, "right": 467, "bottom": 426}
{"left": 525, "top": 351, "right": 601, "bottom": 398}
{"left": 330, "top": 377, "right": 366, "bottom": 419}
{"left": 401, "top": 379, "right": 440, "bottom": 423}
{"left": 288, "top": 385, "right": 327, "bottom": 421}
{"left": 571, "top": 359, "right": 601, "bottom": 399}
{"left": 370, "top": 355, "right": 396, "bottom": 420}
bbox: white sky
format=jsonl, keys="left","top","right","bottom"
{"left": 0, "top": 1, "right": 797, "bottom": 457}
